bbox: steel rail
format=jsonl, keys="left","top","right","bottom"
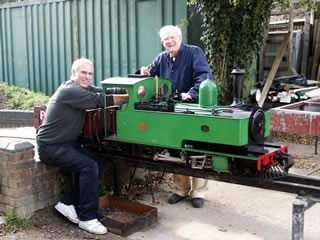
{"left": 100, "top": 153, "right": 320, "bottom": 198}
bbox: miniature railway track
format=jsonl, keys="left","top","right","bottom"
{"left": 100, "top": 153, "right": 320, "bottom": 199}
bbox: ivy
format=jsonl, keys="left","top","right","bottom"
{"left": 188, "top": 0, "right": 315, "bottom": 104}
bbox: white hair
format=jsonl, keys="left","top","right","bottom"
{"left": 159, "top": 25, "right": 182, "bottom": 40}
{"left": 70, "top": 58, "right": 93, "bottom": 80}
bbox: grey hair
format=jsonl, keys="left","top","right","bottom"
{"left": 70, "top": 58, "right": 93, "bottom": 80}
{"left": 159, "top": 25, "right": 182, "bottom": 40}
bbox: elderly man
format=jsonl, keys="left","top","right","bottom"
{"left": 140, "top": 25, "right": 213, "bottom": 208}
{"left": 37, "top": 58, "right": 128, "bottom": 234}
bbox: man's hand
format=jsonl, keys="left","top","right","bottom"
{"left": 113, "top": 94, "right": 129, "bottom": 105}
{"left": 140, "top": 65, "right": 151, "bottom": 75}
{"left": 181, "top": 93, "right": 192, "bottom": 101}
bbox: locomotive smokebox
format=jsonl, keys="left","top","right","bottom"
{"left": 231, "top": 69, "right": 246, "bottom": 106}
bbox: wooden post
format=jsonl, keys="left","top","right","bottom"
{"left": 301, "top": 14, "right": 311, "bottom": 76}
{"left": 288, "top": 5, "right": 294, "bottom": 70}
{"left": 311, "top": 24, "right": 320, "bottom": 80}
{"left": 258, "top": 31, "right": 292, "bottom": 108}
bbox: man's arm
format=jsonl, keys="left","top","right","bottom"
{"left": 113, "top": 94, "right": 129, "bottom": 105}
{"left": 106, "top": 87, "right": 129, "bottom": 106}
{"left": 140, "top": 65, "right": 151, "bottom": 75}
{"left": 188, "top": 47, "right": 213, "bottom": 99}
{"left": 87, "top": 84, "right": 103, "bottom": 93}
{"left": 140, "top": 53, "right": 162, "bottom": 77}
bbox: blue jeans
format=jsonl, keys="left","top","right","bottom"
{"left": 38, "top": 143, "right": 106, "bottom": 221}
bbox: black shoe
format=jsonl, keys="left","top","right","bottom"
{"left": 191, "top": 198, "right": 204, "bottom": 208}
{"left": 168, "top": 193, "right": 186, "bottom": 204}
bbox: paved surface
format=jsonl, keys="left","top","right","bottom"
{"left": 0, "top": 127, "right": 320, "bottom": 240}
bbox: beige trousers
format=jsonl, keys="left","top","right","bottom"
{"left": 173, "top": 174, "right": 208, "bottom": 199}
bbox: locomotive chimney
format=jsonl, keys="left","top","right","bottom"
{"left": 231, "top": 69, "right": 246, "bottom": 106}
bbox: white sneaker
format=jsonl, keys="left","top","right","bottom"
{"left": 78, "top": 219, "right": 108, "bottom": 235}
{"left": 55, "top": 202, "right": 79, "bottom": 224}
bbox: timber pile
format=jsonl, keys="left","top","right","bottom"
{"left": 259, "top": 3, "right": 320, "bottom": 108}
{"left": 260, "top": 3, "right": 320, "bottom": 81}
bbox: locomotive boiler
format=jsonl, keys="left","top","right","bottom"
{"left": 96, "top": 74, "right": 293, "bottom": 180}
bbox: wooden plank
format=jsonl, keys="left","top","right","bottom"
{"left": 311, "top": 25, "right": 320, "bottom": 80}
{"left": 264, "top": 52, "right": 288, "bottom": 57}
{"left": 268, "top": 30, "right": 301, "bottom": 34}
{"left": 263, "top": 67, "right": 292, "bottom": 71}
{"left": 301, "top": 14, "right": 311, "bottom": 76}
{"left": 313, "top": 20, "right": 320, "bottom": 54}
{"left": 259, "top": 20, "right": 270, "bottom": 82}
{"left": 288, "top": 5, "right": 294, "bottom": 69}
{"left": 317, "top": 64, "right": 320, "bottom": 81}
{"left": 258, "top": 31, "right": 292, "bottom": 108}
{"left": 269, "top": 19, "right": 305, "bottom": 25}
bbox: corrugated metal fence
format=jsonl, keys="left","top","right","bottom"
{"left": 0, "top": 0, "right": 187, "bottom": 96}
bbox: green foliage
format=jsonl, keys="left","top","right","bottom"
{"left": 188, "top": 0, "right": 272, "bottom": 104}
{"left": 0, "top": 82, "right": 49, "bottom": 110}
{"left": 0, "top": 210, "right": 29, "bottom": 233}
{"left": 99, "top": 184, "right": 113, "bottom": 196}
{"left": 188, "top": 0, "right": 315, "bottom": 104}
{"left": 134, "top": 175, "right": 146, "bottom": 185}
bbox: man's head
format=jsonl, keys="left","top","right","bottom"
{"left": 159, "top": 25, "right": 182, "bottom": 58}
{"left": 71, "top": 58, "right": 94, "bottom": 88}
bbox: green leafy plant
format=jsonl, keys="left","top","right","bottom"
{"left": 0, "top": 82, "right": 49, "bottom": 110}
{"left": 188, "top": 0, "right": 315, "bottom": 104}
{"left": 0, "top": 210, "right": 29, "bottom": 233}
{"left": 134, "top": 175, "right": 146, "bottom": 185}
{"left": 99, "top": 184, "right": 113, "bottom": 196}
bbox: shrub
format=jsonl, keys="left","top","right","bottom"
{"left": 0, "top": 82, "right": 49, "bottom": 110}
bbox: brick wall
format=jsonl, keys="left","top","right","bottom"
{"left": 0, "top": 141, "right": 70, "bottom": 218}
{"left": 0, "top": 110, "right": 34, "bottom": 128}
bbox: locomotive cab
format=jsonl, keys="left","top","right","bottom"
{"left": 101, "top": 76, "right": 172, "bottom": 138}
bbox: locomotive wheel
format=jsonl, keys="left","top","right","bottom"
{"left": 248, "top": 108, "right": 266, "bottom": 142}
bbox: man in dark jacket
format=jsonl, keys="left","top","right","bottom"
{"left": 140, "top": 25, "right": 213, "bottom": 208}
{"left": 37, "top": 58, "right": 128, "bottom": 234}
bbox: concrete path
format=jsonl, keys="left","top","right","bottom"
{"left": 130, "top": 180, "right": 320, "bottom": 240}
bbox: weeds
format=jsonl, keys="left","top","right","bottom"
{"left": 99, "top": 184, "right": 113, "bottom": 196}
{"left": 0, "top": 210, "right": 29, "bottom": 233}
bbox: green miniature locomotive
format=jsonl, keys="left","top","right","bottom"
{"left": 100, "top": 76, "right": 292, "bottom": 179}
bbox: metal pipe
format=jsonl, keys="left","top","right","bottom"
{"left": 155, "top": 75, "right": 159, "bottom": 102}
